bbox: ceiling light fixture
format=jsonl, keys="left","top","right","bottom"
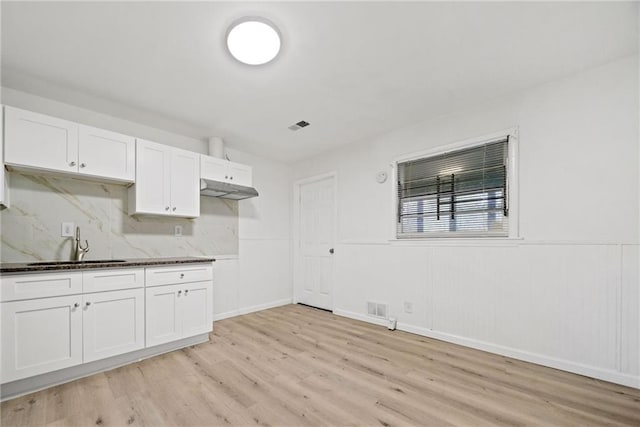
{"left": 226, "top": 18, "right": 281, "bottom": 65}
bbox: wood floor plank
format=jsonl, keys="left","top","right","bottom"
{"left": 2, "top": 304, "right": 639, "bottom": 426}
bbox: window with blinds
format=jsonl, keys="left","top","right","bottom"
{"left": 396, "top": 137, "right": 509, "bottom": 237}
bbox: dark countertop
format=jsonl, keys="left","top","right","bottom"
{"left": 0, "top": 257, "right": 215, "bottom": 275}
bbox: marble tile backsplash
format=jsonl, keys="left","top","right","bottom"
{"left": 0, "top": 173, "right": 238, "bottom": 262}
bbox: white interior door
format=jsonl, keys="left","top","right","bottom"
{"left": 297, "top": 175, "right": 335, "bottom": 310}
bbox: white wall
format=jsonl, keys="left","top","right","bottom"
{"left": 291, "top": 56, "right": 640, "bottom": 387}
{"left": 212, "top": 148, "right": 293, "bottom": 320}
{"left": 0, "top": 88, "right": 293, "bottom": 318}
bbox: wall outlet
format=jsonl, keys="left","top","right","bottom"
{"left": 403, "top": 301, "right": 413, "bottom": 314}
{"left": 61, "top": 222, "right": 75, "bottom": 237}
{"left": 174, "top": 225, "right": 183, "bottom": 237}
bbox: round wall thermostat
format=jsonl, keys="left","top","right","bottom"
{"left": 376, "top": 171, "right": 388, "bottom": 183}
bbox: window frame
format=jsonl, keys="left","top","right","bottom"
{"left": 391, "top": 128, "right": 519, "bottom": 240}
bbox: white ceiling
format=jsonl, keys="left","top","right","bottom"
{"left": 2, "top": 2, "right": 637, "bottom": 163}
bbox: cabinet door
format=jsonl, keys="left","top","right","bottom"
{"left": 130, "top": 139, "right": 171, "bottom": 215}
{"left": 227, "top": 162, "right": 252, "bottom": 187}
{"left": 170, "top": 148, "right": 200, "bottom": 218}
{"left": 181, "top": 281, "right": 213, "bottom": 339}
{"left": 146, "top": 284, "right": 182, "bottom": 347}
{"left": 1, "top": 107, "right": 7, "bottom": 207}
{"left": 82, "top": 289, "right": 145, "bottom": 363}
{"left": 78, "top": 125, "right": 135, "bottom": 182}
{"left": 200, "top": 155, "right": 229, "bottom": 182}
{"left": 4, "top": 106, "right": 79, "bottom": 174}
{"left": 1, "top": 295, "right": 83, "bottom": 383}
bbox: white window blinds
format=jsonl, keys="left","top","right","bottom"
{"left": 396, "top": 137, "right": 509, "bottom": 237}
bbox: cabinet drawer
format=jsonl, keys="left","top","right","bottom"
{"left": 83, "top": 269, "right": 144, "bottom": 293}
{"left": 145, "top": 264, "right": 213, "bottom": 287}
{"left": 1, "top": 272, "right": 83, "bottom": 302}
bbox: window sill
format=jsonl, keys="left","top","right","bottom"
{"left": 388, "top": 236, "right": 524, "bottom": 247}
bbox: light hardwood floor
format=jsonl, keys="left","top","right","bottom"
{"left": 2, "top": 304, "right": 640, "bottom": 426}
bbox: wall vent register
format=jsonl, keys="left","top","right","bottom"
{"left": 396, "top": 137, "right": 509, "bottom": 238}
{"left": 288, "top": 120, "right": 310, "bottom": 131}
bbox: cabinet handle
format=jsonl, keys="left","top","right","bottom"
{"left": 185, "top": 289, "right": 189, "bottom": 295}
{"left": 74, "top": 303, "right": 80, "bottom": 308}
{"left": 178, "top": 290, "right": 182, "bottom": 295}
{"left": 80, "top": 163, "right": 86, "bottom": 168}
{"left": 69, "top": 161, "right": 76, "bottom": 167}
{"left": 180, "top": 273, "right": 185, "bottom": 279}
{"left": 165, "top": 206, "right": 170, "bottom": 211}
{"left": 172, "top": 207, "right": 176, "bottom": 212}
{"left": 230, "top": 176, "right": 233, "bottom": 180}
{"left": 225, "top": 175, "right": 228, "bottom": 179}
{"left": 85, "top": 301, "right": 91, "bottom": 307}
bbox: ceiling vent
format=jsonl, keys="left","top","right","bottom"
{"left": 288, "top": 120, "right": 310, "bottom": 131}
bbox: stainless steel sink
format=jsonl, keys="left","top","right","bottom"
{"left": 27, "top": 260, "right": 128, "bottom": 266}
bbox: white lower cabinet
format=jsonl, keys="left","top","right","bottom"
{"left": 82, "top": 288, "right": 145, "bottom": 363}
{"left": 0, "top": 264, "right": 213, "bottom": 385}
{"left": 146, "top": 284, "right": 182, "bottom": 347}
{"left": 1, "top": 295, "right": 83, "bottom": 383}
{"left": 146, "top": 281, "right": 213, "bottom": 347}
{"left": 182, "top": 281, "right": 213, "bottom": 338}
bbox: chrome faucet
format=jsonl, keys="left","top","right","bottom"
{"left": 72, "top": 226, "right": 89, "bottom": 261}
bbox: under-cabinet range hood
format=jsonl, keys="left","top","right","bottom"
{"left": 200, "top": 178, "right": 259, "bottom": 200}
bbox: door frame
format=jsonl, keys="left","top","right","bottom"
{"left": 292, "top": 171, "right": 338, "bottom": 310}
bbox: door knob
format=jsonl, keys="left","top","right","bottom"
{"left": 329, "top": 248, "right": 334, "bottom": 254}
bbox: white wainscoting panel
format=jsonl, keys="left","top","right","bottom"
{"left": 212, "top": 257, "right": 240, "bottom": 319}
{"left": 621, "top": 244, "right": 639, "bottom": 376}
{"left": 238, "top": 239, "right": 292, "bottom": 309}
{"left": 331, "top": 241, "right": 639, "bottom": 388}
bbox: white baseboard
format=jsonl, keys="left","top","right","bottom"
{"left": 333, "top": 309, "right": 640, "bottom": 389}
{"left": 213, "top": 298, "right": 293, "bottom": 321}
{"left": 333, "top": 308, "right": 391, "bottom": 328}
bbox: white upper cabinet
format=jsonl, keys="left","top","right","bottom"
{"left": 129, "top": 139, "right": 171, "bottom": 215}
{"left": 200, "top": 155, "right": 252, "bottom": 187}
{"left": 128, "top": 139, "right": 200, "bottom": 218}
{"left": 78, "top": 125, "right": 135, "bottom": 181}
{"left": 5, "top": 106, "right": 79, "bottom": 175}
{"left": 1, "top": 107, "right": 8, "bottom": 207}
{"left": 4, "top": 107, "right": 135, "bottom": 183}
